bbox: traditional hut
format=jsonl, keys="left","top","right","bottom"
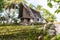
{"left": 18, "top": 3, "right": 43, "bottom": 25}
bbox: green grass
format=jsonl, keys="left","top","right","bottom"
{"left": 0, "top": 24, "right": 60, "bottom": 40}
{"left": 0, "top": 25, "right": 43, "bottom": 40}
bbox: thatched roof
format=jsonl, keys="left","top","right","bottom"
{"left": 18, "top": 2, "right": 42, "bottom": 19}
{"left": 30, "top": 8, "right": 42, "bottom": 18}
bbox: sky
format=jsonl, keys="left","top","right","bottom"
{"left": 26, "top": 0, "right": 60, "bottom": 22}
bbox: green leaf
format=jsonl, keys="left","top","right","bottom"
{"left": 54, "top": 0, "right": 60, "bottom": 2}
{"left": 29, "top": 4, "right": 33, "bottom": 8}
{"left": 58, "top": 6, "right": 60, "bottom": 8}
{"left": 47, "top": 2, "right": 53, "bottom": 8}
{"left": 55, "top": 9, "right": 60, "bottom": 13}
{"left": 36, "top": 5, "right": 41, "bottom": 11}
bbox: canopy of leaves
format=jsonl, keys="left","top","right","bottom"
{"left": 48, "top": 0, "right": 60, "bottom": 2}
{"left": 55, "top": 9, "right": 60, "bottom": 13}
{"left": 55, "top": 6, "right": 60, "bottom": 13}
{"left": 42, "top": 8, "right": 55, "bottom": 22}
{"left": 54, "top": 0, "right": 60, "bottom": 2}
{"left": 47, "top": 0, "right": 60, "bottom": 13}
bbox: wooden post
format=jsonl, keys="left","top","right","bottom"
{"left": 38, "top": 35, "right": 44, "bottom": 40}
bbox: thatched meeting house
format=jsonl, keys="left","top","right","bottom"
{"left": 18, "top": 3, "right": 43, "bottom": 25}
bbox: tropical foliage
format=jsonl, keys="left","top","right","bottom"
{"left": 0, "top": 0, "right": 59, "bottom": 40}
{"left": 47, "top": 0, "right": 60, "bottom": 13}
{"left": 41, "top": 8, "right": 56, "bottom": 22}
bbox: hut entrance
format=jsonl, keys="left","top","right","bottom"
{"left": 20, "top": 18, "right": 30, "bottom": 25}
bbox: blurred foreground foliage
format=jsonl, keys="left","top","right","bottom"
{"left": 0, "top": 24, "right": 60, "bottom": 40}
{"left": 0, "top": 25, "right": 43, "bottom": 40}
